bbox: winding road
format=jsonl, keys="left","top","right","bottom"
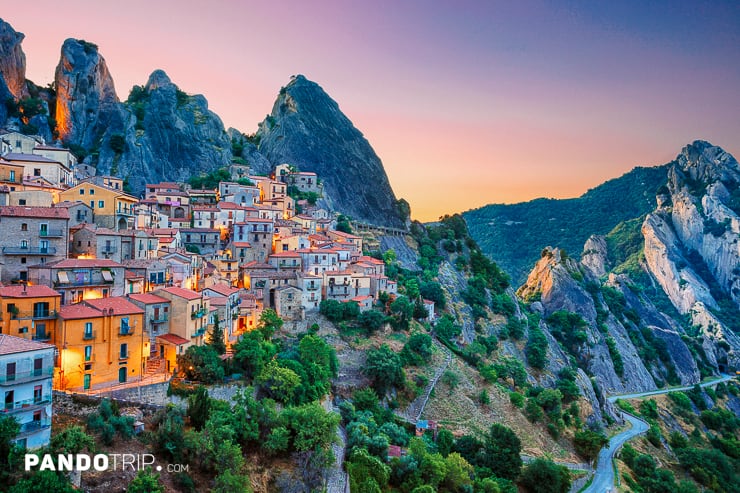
{"left": 581, "top": 374, "right": 735, "bottom": 493}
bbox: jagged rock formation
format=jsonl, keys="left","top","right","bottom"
{"left": 642, "top": 141, "right": 740, "bottom": 370}
{"left": 227, "top": 128, "right": 271, "bottom": 175}
{"left": 96, "top": 70, "right": 232, "bottom": 191}
{"left": 257, "top": 75, "right": 404, "bottom": 228}
{"left": 581, "top": 235, "right": 608, "bottom": 277}
{"left": 0, "top": 19, "right": 26, "bottom": 100}
{"left": 54, "top": 38, "right": 121, "bottom": 149}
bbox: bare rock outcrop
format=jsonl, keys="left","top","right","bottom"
{"left": 0, "top": 18, "right": 26, "bottom": 100}
{"left": 54, "top": 38, "right": 121, "bottom": 149}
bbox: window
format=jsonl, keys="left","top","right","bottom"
{"left": 98, "top": 200, "right": 104, "bottom": 208}
{"left": 33, "top": 357, "right": 43, "bottom": 376}
{"left": 83, "top": 374, "right": 91, "bottom": 390}
{"left": 18, "top": 199, "right": 25, "bottom": 205}
{"left": 33, "top": 385, "right": 42, "bottom": 403}
{"left": 80, "top": 189, "right": 84, "bottom": 195}
{"left": 120, "top": 317, "right": 130, "bottom": 334}
{"left": 20, "top": 223, "right": 27, "bottom": 231}
{"left": 33, "top": 168, "right": 41, "bottom": 176}
{"left": 84, "top": 322, "right": 93, "bottom": 339}
{"left": 90, "top": 201, "right": 94, "bottom": 209}
{"left": 89, "top": 189, "right": 95, "bottom": 195}
{"left": 84, "top": 346, "right": 92, "bottom": 362}
{"left": 120, "top": 344, "right": 128, "bottom": 359}
{"left": 20, "top": 257, "right": 26, "bottom": 264}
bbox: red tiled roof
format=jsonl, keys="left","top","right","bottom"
{"left": 208, "top": 296, "right": 228, "bottom": 306}
{"left": 84, "top": 297, "right": 145, "bottom": 315}
{"left": 124, "top": 270, "right": 143, "bottom": 279}
{"left": 128, "top": 293, "right": 169, "bottom": 304}
{"left": 48, "top": 259, "right": 123, "bottom": 269}
{"left": 59, "top": 304, "right": 103, "bottom": 320}
{"left": 205, "top": 283, "right": 239, "bottom": 296}
{"left": 0, "top": 206, "right": 70, "bottom": 219}
{"left": 3, "top": 152, "right": 61, "bottom": 164}
{"left": 157, "top": 286, "right": 202, "bottom": 301}
{"left": 232, "top": 242, "right": 251, "bottom": 248}
{"left": 269, "top": 251, "right": 301, "bottom": 258}
{"left": 0, "top": 285, "right": 60, "bottom": 298}
{"left": 0, "top": 334, "right": 55, "bottom": 355}
{"left": 157, "top": 333, "right": 190, "bottom": 345}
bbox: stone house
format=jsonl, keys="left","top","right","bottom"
{"left": 0, "top": 205, "right": 70, "bottom": 283}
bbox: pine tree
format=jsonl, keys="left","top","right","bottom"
{"left": 207, "top": 314, "right": 226, "bottom": 355}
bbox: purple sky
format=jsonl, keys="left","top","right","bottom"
{"left": 7, "top": 1, "right": 740, "bottom": 220}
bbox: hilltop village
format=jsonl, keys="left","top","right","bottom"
{"left": 0, "top": 130, "right": 410, "bottom": 451}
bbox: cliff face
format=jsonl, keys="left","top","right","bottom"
{"left": 95, "top": 70, "right": 232, "bottom": 191}
{"left": 0, "top": 18, "right": 26, "bottom": 100}
{"left": 54, "top": 39, "right": 121, "bottom": 149}
{"left": 257, "top": 75, "right": 404, "bottom": 228}
{"left": 641, "top": 141, "right": 740, "bottom": 370}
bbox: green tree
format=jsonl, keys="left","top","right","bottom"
{"left": 177, "top": 345, "right": 225, "bottom": 383}
{"left": 573, "top": 430, "right": 608, "bottom": 463}
{"left": 257, "top": 308, "right": 283, "bottom": 338}
{"left": 128, "top": 467, "right": 165, "bottom": 493}
{"left": 364, "top": 344, "right": 405, "bottom": 395}
{"left": 443, "top": 452, "right": 474, "bottom": 492}
{"left": 401, "top": 333, "right": 433, "bottom": 366}
{"left": 233, "top": 330, "right": 275, "bottom": 380}
{"left": 256, "top": 361, "right": 301, "bottom": 403}
{"left": 207, "top": 314, "right": 226, "bottom": 355}
{"left": 348, "top": 448, "right": 391, "bottom": 491}
{"left": 213, "top": 470, "right": 253, "bottom": 493}
{"left": 390, "top": 296, "right": 414, "bottom": 330}
{"left": 435, "top": 313, "right": 462, "bottom": 341}
{"left": 520, "top": 458, "right": 571, "bottom": 493}
{"left": 0, "top": 415, "right": 20, "bottom": 482}
{"left": 9, "top": 471, "right": 75, "bottom": 493}
{"left": 420, "top": 281, "right": 446, "bottom": 309}
{"left": 481, "top": 423, "right": 522, "bottom": 480}
{"left": 282, "top": 402, "right": 340, "bottom": 452}
{"left": 358, "top": 309, "right": 386, "bottom": 334}
{"left": 187, "top": 386, "right": 211, "bottom": 431}
{"left": 320, "top": 299, "right": 345, "bottom": 322}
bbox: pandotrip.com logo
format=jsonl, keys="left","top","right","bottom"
{"left": 25, "top": 453, "right": 189, "bottom": 473}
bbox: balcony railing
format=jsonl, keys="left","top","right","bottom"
{"left": 150, "top": 314, "right": 168, "bottom": 324}
{"left": 0, "top": 367, "right": 54, "bottom": 385}
{"left": 119, "top": 326, "right": 135, "bottom": 336}
{"left": 17, "top": 419, "right": 51, "bottom": 437}
{"left": 82, "top": 331, "right": 95, "bottom": 340}
{"left": 39, "top": 229, "right": 64, "bottom": 238}
{"left": 101, "top": 246, "right": 118, "bottom": 254}
{"left": 3, "top": 246, "right": 57, "bottom": 255}
{"left": 116, "top": 209, "right": 135, "bottom": 217}
{"left": 55, "top": 278, "right": 114, "bottom": 287}
{"left": 1, "top": 396, "right": 52, "bottom": 414}
{"left": 190, "top": 308, "right": 207, "bottom": 320}
{"left": 192, "top": 328, "right": 206, "bottom": 338}
{"left": 11, "top": 310, "right": 58, "bottom": 320}
{"left": 32, "top": 332, "right": 52, "bottom": 342}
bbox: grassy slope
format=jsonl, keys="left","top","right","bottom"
{"left": 463, "top": 165, "right": 669, "bottom": 285}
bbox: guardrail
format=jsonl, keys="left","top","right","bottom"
{"left": 0, "top": 367, "right": 54, "bottom": 385}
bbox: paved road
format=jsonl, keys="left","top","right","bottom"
{"left": 582, "top": 374, "right": 735, "bottom": 493}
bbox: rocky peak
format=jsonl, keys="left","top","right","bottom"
{"left": 257, "top": 74, "right": 405, "bottom": 228}
{"left": 144, "top": 69, "right": 173, "bottom": 91}
{"left": 673, "top": 140, "right": 740, "bottom": 186}
{"left": 0, "top": 18, "right": 26, "bottom": 100}
{"left": 55, "top": 38, "right": 120, "bottom": 148}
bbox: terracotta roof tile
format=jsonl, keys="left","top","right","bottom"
{"left": 0, "top": 285, "right": 60, "bottom": 298}
{"left": 84, "top": 297, "right": 145, "bottom": 315}
{"left": 0, "top": 334, "right": 55, "bottom": 355}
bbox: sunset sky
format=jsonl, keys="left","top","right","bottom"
{"left": 6, "top": 1, "right": 740, "bottom": 221}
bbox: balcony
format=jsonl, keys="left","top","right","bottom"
{"left": 32, "top": 332, "right": 52, "bottom": 342}
{"left": 17, "top": 418, "right": 51, "bottom": 437}
{"left": 116, "top": 208, "right": 135, "bottom": 217}
{"left": 190, "top": 308, "right": 207, "bottom": 320}
{"left": 101, "top": 246, "right": 118, "bottom": 254}
{"left": 1, "top": 396, "right": 52, "bottom": 414}
{"left": 82, "top": 331, "right": 95, "bottom": 340}
{"left": 119, "top": 326, "right": 135, "bottom": 336}
{"left": 191, "top": 328, "right": 206, "bottom": 338}
{"left": 0, "top": 367, "right": 53, "bottom": 385}
{"left": 11, "top": 310, "right": 58, "bottom": 320}
{"left": 54, "top": 277, "right": 114, "bottom": 288}
{"left": 3, "top": 246, "right": 57, "bottom": 255}
{"left": 150, "top": 314, "right": 168, "bottom": 324}
{"left": 39, "top": 229, "right": 65, "bottom": 238}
